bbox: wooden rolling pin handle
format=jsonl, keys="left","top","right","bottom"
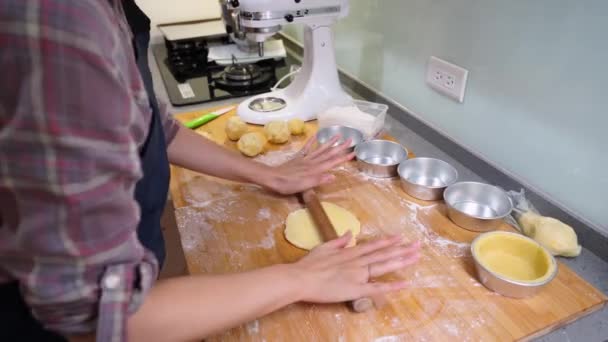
{"left": 351, "top": 297, "right": 374, "bottom": 312}
{"left": 301, "top": 190, "right": 386, "bottom": 313}
{"left": 352, "top": 294, "right": 387, "bottom": 312}
{"left": 301, "top": 190, "right": 339, "bottom": 241}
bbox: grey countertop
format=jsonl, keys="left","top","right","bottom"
{"left": 384, "top": 115, "right": 608, "bottom": 342}
{"left": 148, "top": 36, "right": 608, "bottom": 342}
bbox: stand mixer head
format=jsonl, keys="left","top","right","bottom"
{"left": 219, "top": 0, "right": 281, "bottom": 57}
{"left": 219, "top": 0, "right": 353, "bottom": 124}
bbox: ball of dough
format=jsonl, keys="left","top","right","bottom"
{"left": 288, "top": 119, "right": 305, "bottom": 135}
{"left": 264, "top": 121, "right": 290, "bottom": 144}
{"left": 225, "top": 116, "right": 248, "bottom": 141}
{"left": 237, "top": 132, "right": 266, "bottom": 157}
{"left": 517, "top": 212, "right": 581, "bottom": 257}
{"left": 284, "top": 202, "right": 361, "bottom": 250}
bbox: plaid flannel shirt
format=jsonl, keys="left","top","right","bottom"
{"left": 0, "top": 0, "right": 179, "bottom": 340}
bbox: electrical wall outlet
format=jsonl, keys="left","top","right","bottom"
{"left": 426, "top": 56, "right": 469, "bottom": 103}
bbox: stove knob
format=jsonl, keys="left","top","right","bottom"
{"left": 285, "top": 14, "right": 294, "bottom": 22}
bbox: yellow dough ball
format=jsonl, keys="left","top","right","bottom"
{"left": 517, "top": 211, "right": 581, "bottom": 257}
{"left": 288, "top": 119, "right": 305, "bottom": 135}
{"left": 533, "top": 217, "right": 581, "bottom": 257}
{"left": 237, "top": 132, "right": 266, "bottom": 157}
{"left": 225, "top": 116, "right": 248, "bottom": 141}
{"left": 264, "top": 121, "right": 290, "bottom": 144}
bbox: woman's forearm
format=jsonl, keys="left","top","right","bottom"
{"left": 126, "top": 235, "right": 421, "bottom": 341}
{"left": 73, "top": 235, "right": 419, "bottom": 342}
{"left": 166, "top": 123, "right": 357, "bottom": 195}
{"left": 128, "top": 264, "right": 302, "bottom": 342}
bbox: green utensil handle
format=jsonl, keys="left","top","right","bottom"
{"left": 184, "top": 114, "right": 218, "bottom": 129}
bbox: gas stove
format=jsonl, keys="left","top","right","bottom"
{"left": 153, "top": 37, "right": 290, "bottom": 106}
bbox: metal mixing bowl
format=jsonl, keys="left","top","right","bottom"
{"left": 316, "top": 125, "right": 364, "bottom": 152}
{"left": 397, "top": 158, "right": 458, "bottom": 200}
{"left": 354, "top": 140, "right": 408, "bottom": 178}
{"left": 443, "top": 181, "right": 513, "bottom": 231}
{"left": 471, "top": 231, "right": 558, "bottom": 298}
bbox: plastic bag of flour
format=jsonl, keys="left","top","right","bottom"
{"left": 318, "top": 100, "right": 387, "bottom": 139}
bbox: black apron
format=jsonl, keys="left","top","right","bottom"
{"left": 133, "top": 30, "right": 170, "bottom": 267}
{"left": 0, "top": 30, "right": 169, "bottom": 341}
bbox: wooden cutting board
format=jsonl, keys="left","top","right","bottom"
{"left": 169, "top": 107, "right": 607, "bottom": 342}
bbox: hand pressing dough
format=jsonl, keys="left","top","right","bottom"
{"left": 264, "top": 121, "right": 290, "bottom": 144}
{"left": 237, "top": 132, "right": 266, "bottom": 157}
{"left": 517, "top": 211, "right": 581, "bottom": 257}
{"left": 284, "top": 202, "right": 361, "bottom": 250}
{"left": 288, "top": 119, "right": 305, "bottom": 135}
{"left": 225, "top": 116, "right": 248, "bottom": 141}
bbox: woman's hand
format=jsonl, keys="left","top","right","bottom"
{"left": 264, "top": 136, "right": 355, "bottom": 195}
{"left": 291, "top": 234, "right": 421, "bottom": 303}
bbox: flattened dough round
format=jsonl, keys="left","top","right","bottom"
{"left": 285, "top": 202, "right": 361, "bottom": 250}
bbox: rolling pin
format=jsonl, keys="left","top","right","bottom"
{"left": 300, "top": 189, "right": 386, "bottom": 313}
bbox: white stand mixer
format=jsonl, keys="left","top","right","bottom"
{"left": 219, "top": 0, "right": 353, "bottom": 124}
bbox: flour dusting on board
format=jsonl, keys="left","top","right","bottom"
{"left": 174, "top": 198, "right": 287, "bottom": 272}
{"left": 470, "top": 315, "right": 487, "bottom": 329}
{"left": 176, "top": 208, "right": 220, "bottom": 253}
{"left": 407, "top": 270, "right": 457, "bottom": 288}
{"left": 246, "top": 320, "right": 260, "bottom": 335}
{"left": 255, "top": 224, "right": 277, "bottom": 250}
{"left": 432, "top": 317, "right": 483, "bottom": 340}
{"left": 333, "top": 167, "right": 471, "bottom": 258}
{"left": 443, "top": 320, "right": 460, "bottom": 336}
{"left": 180, "top": 172, "right": 264, "bottom": 208}
{"left": 373, "top": 335, "right": 405, "bottom": 342}
{"left": 390, "top": 317, "right": 400, "bottom": 328}
{"left": 257, "top": 207, "right": 271, "bottom": 220}
{"left": 254, "top": 148, "right": 299, "bottom": 166}
{"left": 402, "top": 202, "right": 470, "bottom": 258}
{"left": 333, "top": 313, "right": 345, "bottom": 330}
